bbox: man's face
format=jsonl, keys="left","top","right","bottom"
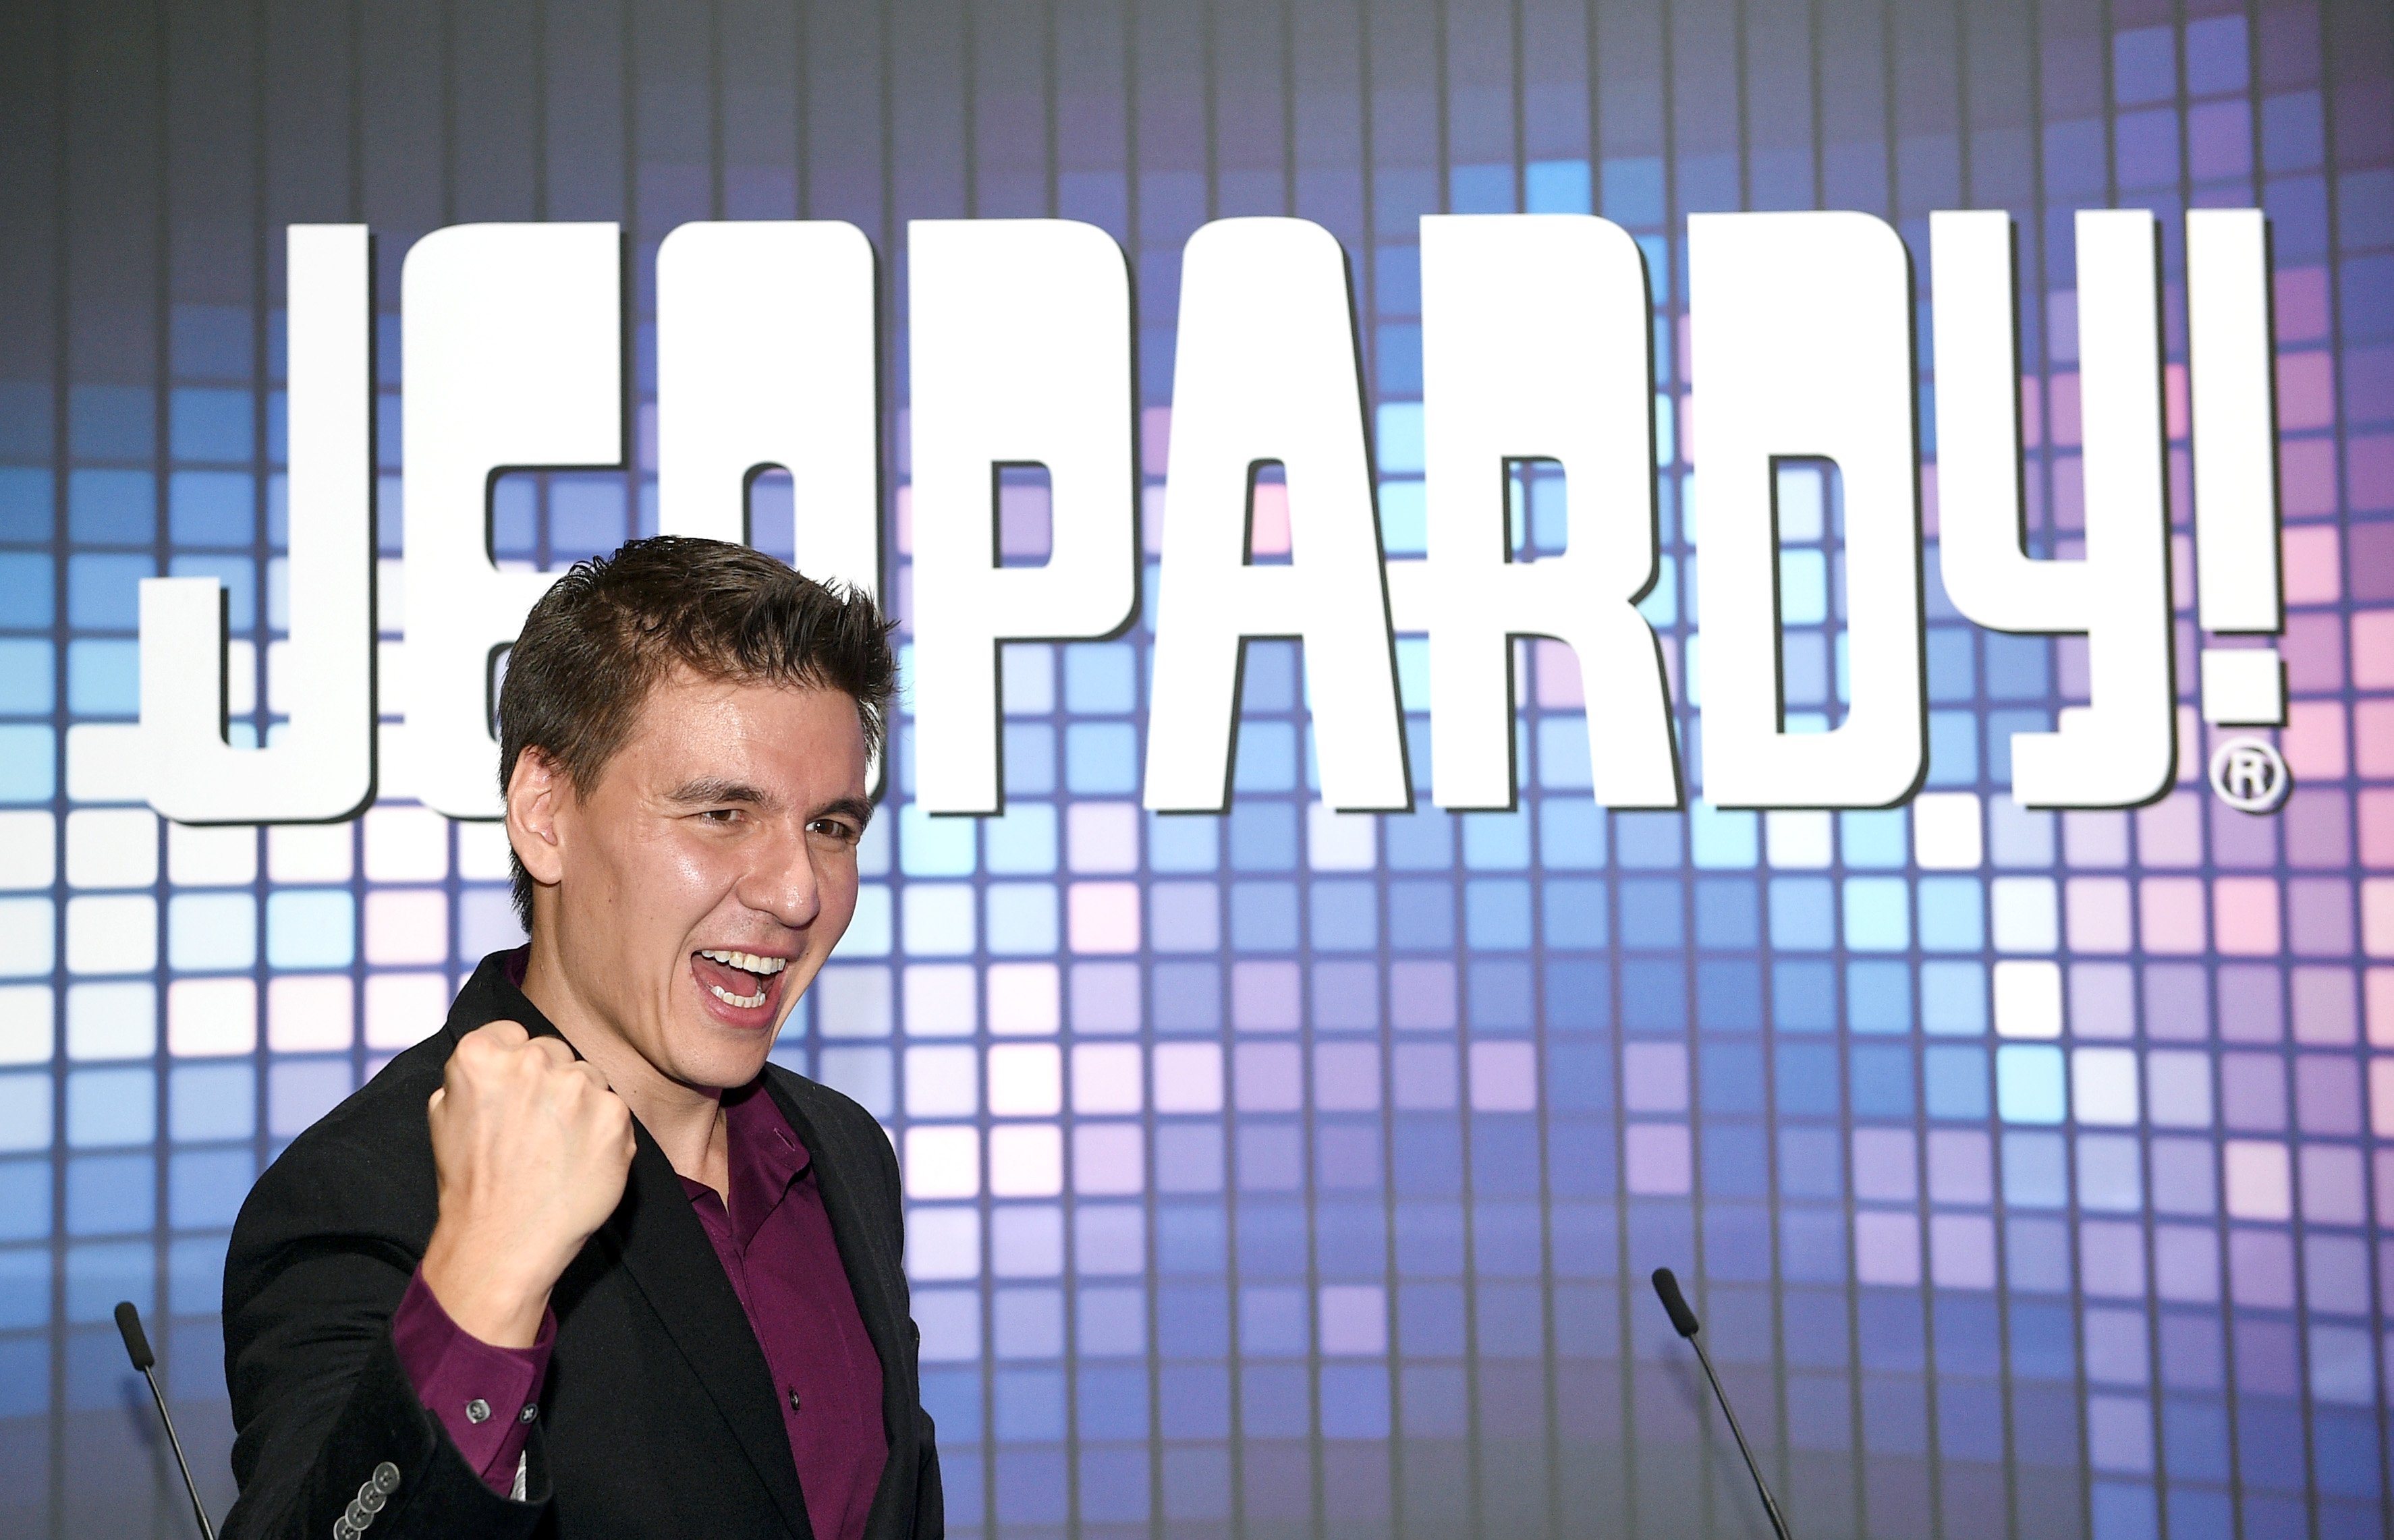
{"left": 522, "top": 671, "right": 872, "bottom": 1093}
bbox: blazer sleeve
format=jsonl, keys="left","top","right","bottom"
{"left": 221, "top": 1130, "right": 553, "bottom": 1540}
{"left": 891, "top": 1140, "right": 943, "bottom": 1540}
{"left": 912, "top": 1405, "right": 943, "bottom": 1540}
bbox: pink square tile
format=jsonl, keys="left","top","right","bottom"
{"left": 2364, "top": 878, "right": 2394, "bottom": 959}
{"left": 2135, "top": 793, "right": 2204, "bottom": 868}
{"left": 1067, "top": 882, "right": 1141, "bottom": 954}
{"left": 2287, "top": 700, "right": 2351, "bottom": 781}
{"left": 2357, "top": 611, "right": 2394, "bottom": 689}
{"left": 365, "top": 972, "right": 452, "bottom": 1052}
{"left": 2211, "top": 876, "right": 2281, "bottom": 957}
{"left": 1534, "top": 639, "right": 1584, "bottom": 709}
{"left": 1232, "top": 1040, "right": 1303, "bottom": 1112}
{"left": 1065, "top": 802, "right": 1140, "bottom": 874}
{"left": 2275, "top": 351, "right": 2337, "bottom": 432}
{"left": 2051, "top": 454, "right": 2085, "bottom": 532}
{"left": 365, "top": 889, "right": 450, "bottom": 967}
{"left": 2223, "top": 1139, "right": 2291, "bottom": 1220}
{"left": 2165, "top": 362, "right": 2191, "bottom": 441}
{"left": 2209, "top": 778, "right": 2283, "bottom": 865}
{"left": 986, "top": 962, "right": 1060, "bottom": 1035}
{"left": 1467, "top": 1040, "right": 1538, "bottom": 1112}
{"left": 2288, "top": 1145, "right": 2365, "bottom": 1226}
{"left": 1231, "top": 960, "right": 1302, "bottom": 1031}
{"left": 1623, "top": 1122, "right": 1692, "bottom": 1196}
{"left": 2279, "top": 437, "right": 2341, "bottom": 519}
{"left": 1141, "top": 406, "right": 1171, "bottom": 476}
{"left": 2283, "top": 613, "right": 2345, "bottom": 693}
{"left": 2352, "top": 700, "right": 2394, "bottom": 779}
{"left": 1854, "top": 1210, "right": 1923, "bottom": 1288}
{"left": 2019, "top": 375, "right": 2043, "bottom": 451}
{"left": 2067, "top": 876, "right": 2134, "bottom": 952}
{"left": 2282, "top": 524, "right": 2343, "bottom": 606}
{"left": 2275, "top": 266, "right": 2331, "bottom": 342}
{"left": 2289, "top": 878, "right": 2356, "bottom": 958}
{"left": 2370, "top": 967, "right": 2394, "bottom": 1048}
{"left": 2291, "top": 965, "right": 2358, "bottom": 1045}
{"left": 2067, "top": 811, "right": 2131, "bottom": 869}
{"left": 2048, "top": 371, "right": 2082, "bottom": 447}
{"left": 893, "top": 484, "right": 912, "bottom": 555}
{"left": 2351, "top": 434, "right": 2394, "bottom": 515}
{"left": 2281, "top": 787, "right": 2348, "bottom": 869}
{"left": 1930, "top": 1213, "right": 1997, "bottom": 1290}
{"left": 2139, "top": 877, "right": 2209, "bottom": 954}
{"left": 1071, "top": 1122, "right": 1144, "bottom": 1196}
{"left": 2374, "top": 1062, "right": 2394, "bottom": 1139}
{"left": 267, "top": 973, "right": 354, "bottom": 1053}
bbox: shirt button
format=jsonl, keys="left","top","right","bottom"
{"left": 465, "top": 1398, "right": 491, "bottom": 1425}
{"left": 787, "top": 1388, "right": 802, "bottom": 1413}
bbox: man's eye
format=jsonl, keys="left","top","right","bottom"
{"left": 700, "top": 808, "right": 742, "bottom": 825}
{"left": 810, "top": 818, "right": 860, "bottom": 845}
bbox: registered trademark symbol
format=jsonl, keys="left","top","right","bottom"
{"left": 2209, "top": 737, "right": 2290, "bottom": 814}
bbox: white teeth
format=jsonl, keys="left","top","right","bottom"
{"left": 700, "top": 948, "right": 788, "bottom": 976}
{"left": 708, "top": 982, "right": 768, "bottom": 1009}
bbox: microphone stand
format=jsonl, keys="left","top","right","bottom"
{"left": 115, "top": 1301, "right": 218, "bottom": 1540}
{"left": 1651, "top": 1267, "right": 1793, "bottom": 1540}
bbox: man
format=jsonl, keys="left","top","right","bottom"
{"left": 220, "top": 536, "right": 937, "bottom": 1540}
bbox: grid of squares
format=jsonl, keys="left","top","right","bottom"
{"left": 0, "top": 1, "right": 2389, "bottom": 1538}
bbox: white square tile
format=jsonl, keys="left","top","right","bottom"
{"left": 65, "top": 807, "right": 158, "bottom": 890}
{"left": 0, "top": 812, "right": 55, "bottom": 890}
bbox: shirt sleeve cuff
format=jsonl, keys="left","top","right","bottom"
{"left": 391, "top": 1265, "right": 555, "bottom": 1496}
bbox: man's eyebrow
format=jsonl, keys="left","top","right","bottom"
{"left": 814, "top": 796, "right": 875, "bottom": 829}
{"left": 665, "top": 778, "right": 774, "bottom": 807}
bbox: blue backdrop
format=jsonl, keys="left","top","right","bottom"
{"left": 0, "top": 1, "right": 2390, "bottom": 1537}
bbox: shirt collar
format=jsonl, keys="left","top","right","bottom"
{"left": 701, "top": 1077, "right": 812, "bottom": 1249}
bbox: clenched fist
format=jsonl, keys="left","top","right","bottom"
{"left": 419, "top": 1021, "right": 636, "bottom": 1348}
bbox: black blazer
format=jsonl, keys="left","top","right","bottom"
{"left": 220, "top": 951, "right": 941, "bottom": 1540}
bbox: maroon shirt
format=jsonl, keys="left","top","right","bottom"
{"left": 393, "top": 1080, "right": 888, "bottom": 1540}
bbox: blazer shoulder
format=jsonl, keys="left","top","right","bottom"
{"left": 229, "top": 1031, "right": 453, "bottom": 1265}
{"left": 766, "top": 1064, "right": 897, "bottom": 1173}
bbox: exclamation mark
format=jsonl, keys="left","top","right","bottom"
{"left": 2187, "top": 208, "right": 2286, "bottom": 726}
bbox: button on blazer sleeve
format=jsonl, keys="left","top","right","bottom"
{"left": 220, "top": 1074, "right": 549, "bottom": 1540}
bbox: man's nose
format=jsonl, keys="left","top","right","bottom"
{"left": 740, "top": 834, "right": 823, "bottom": 928}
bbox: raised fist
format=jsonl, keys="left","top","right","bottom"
{"left": 419, "top": 1021, "right": 636, "bottom": 1347}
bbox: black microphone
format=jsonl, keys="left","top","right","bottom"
{"left": 115, "top": 1301, "right": 218, "bottom": 1540}
{"left": 1650, "top": 1268, "right": 1793, "bottom": 1540}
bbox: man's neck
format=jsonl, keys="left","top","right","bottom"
{"left": 519, "top": 935, "right": 726, "bottom": 1188}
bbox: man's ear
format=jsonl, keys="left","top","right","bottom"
{"left": 506, "top": 749, "right": 569, "bottom": 888}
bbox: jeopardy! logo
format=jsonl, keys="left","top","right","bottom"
{"left": 136, "top": 210, "right": 2290, "bottom": 828}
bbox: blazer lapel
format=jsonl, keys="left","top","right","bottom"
{"left": 762, "top": 1075, "right": 918, "bottom": 1540}
{"left": 601, "top": 1123, "right": 818, "bottom": 1540}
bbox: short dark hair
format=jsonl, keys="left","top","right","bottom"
{"left": 497, "top": 535, "right": 895, "bottom": 928}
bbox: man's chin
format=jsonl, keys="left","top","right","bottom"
{"left": 663, "top": 1037, "right": 779, "bottom": 1095}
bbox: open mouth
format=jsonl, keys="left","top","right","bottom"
{"left": 692, "top": 948, "right": 789, "bottom": 1015}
